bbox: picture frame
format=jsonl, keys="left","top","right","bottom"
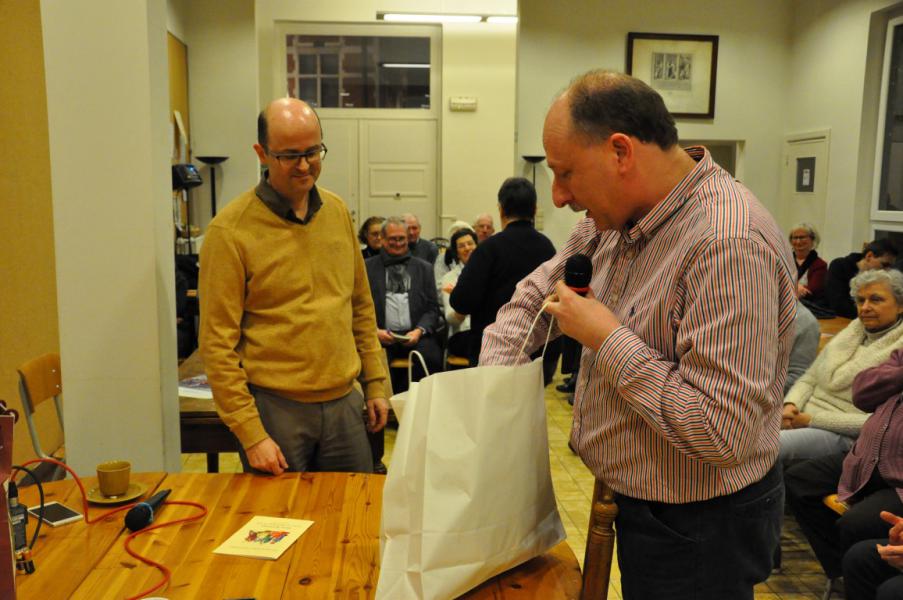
{"left": 626, "top": 32, "right": 719, "bottom": 119}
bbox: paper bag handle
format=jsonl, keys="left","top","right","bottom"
{"left": 518, "top": 300, "right": 555, "bottom": 359}
{"left": 407, "top": 350, "right": 430, "bottom": 385}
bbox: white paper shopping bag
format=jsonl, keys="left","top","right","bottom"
{"left": 376, "top": 351, "right": 565, "bottom": 599}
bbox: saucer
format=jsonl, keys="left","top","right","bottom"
{"left": 86, "top": 481, "right": 148, "bottom": 505}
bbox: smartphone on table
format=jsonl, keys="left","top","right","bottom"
{"left": 27, "top": 501, "right": 83, "bottom": 527}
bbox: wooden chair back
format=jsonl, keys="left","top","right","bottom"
{"left": 581, "top": 479, "right": 618, "bottom": 599}
{"left": 16, "top": 352, "right": 65, "bottom": 460}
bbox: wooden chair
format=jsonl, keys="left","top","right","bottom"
{"left": 821, "top": 494, "right": 850, "bottom": 600}
{"left": 445, "top": 353, "right": 469, "bottom": 370}
{"left": 581, "top": 479, "right": 618, "bottom": 599}
{"left": 17, "top": 353, "right": 66, "bottom": 469}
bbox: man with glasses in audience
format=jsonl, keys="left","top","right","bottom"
{"left": 199, "top": 98, "right": 388, "bottom": 476}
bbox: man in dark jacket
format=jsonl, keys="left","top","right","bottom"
{"left": 825, "top": 239, "right": 897, "bottom": 318}
{"left": 450, "top": 177, "right": 558, "bottom": 378}
{"left": 365, "top": 216, "right": 442, "bottom": 378}
{"left": 403, "top": 213, "right": 439, "bottom": 264}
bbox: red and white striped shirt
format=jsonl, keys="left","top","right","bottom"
{"left": 482, "top": 148, "right": 797, "bottom": 502}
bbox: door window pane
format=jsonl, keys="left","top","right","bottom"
{"left": 286, "top": 34, "right": 431, "bottom": 109}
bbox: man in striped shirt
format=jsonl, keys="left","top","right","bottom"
{"left": 482, "top": 71, "right": 797, "bottom": 598}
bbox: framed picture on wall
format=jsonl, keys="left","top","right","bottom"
{"left": 626, "top": 32, "right": 719, "bottom": 119}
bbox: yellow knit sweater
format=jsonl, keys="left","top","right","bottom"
{"left": 199, "top": 186, "right": 386, "bottom": 449}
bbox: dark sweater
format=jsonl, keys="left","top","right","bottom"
{"left": 825, "top": 252, "right": 862, "bottom": 319}
{"left": 449, "top": 220, "right": 555, "bottom": 363}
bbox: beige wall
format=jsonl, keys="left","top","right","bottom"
{"left": 0, "top": 0, "right": 63, "bottom": 465}
{"left": 517, "top": 0, "right": 793, "bottom": 247}
{"left": 172, "top": 0, "right": 258, "bottom": 229}
{"left": 786, "top": 0, "right": 903, "bottom": 260}
{"left": 170, "top": 0, "right": 518, "bottom": 237}
{"left": 440, "top": 23, "right": 517, "bottom": 234}
{"left": 41, "top": 0, "right": 180, "bottom": 473}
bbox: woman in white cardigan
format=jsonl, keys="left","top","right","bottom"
{"left": 780, "top": 268, "right": 903, "bottom": 462}
{"left": 440, "top": 228, "right": 478, "bottom": 358}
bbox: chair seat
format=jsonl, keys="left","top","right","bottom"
{"left": 389, "top": 357, "right": 411, "bottom": 369}
{"left": 446, "top": 354, "right": 469, "bottom": 368}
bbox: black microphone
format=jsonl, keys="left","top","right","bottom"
{"left": 564, "top": 254, "right": 593, "bottom": 297}
{"left": 125, "top": 488, "right": 171, "bottom": 532}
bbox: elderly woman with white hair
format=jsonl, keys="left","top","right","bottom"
{"left": 780, "top": 268, "right": 903, "bottom": 462}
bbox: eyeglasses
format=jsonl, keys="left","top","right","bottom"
{"left": 267, "top": 144, "right": 328, "bottom": 167}
{"left": 790, "top": 235, "right": 812, "bottom": 241}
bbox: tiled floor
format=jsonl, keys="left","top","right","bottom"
{"left": 181, "top": 374, "right": 833, "bottom": 600}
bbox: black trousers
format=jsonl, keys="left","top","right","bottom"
{"left": 616, "top": 461, "right": 783, "bottom": 600}
{"left": 843, "top": 538, "right": 903, "bottom": 600}
{"left": 785, "top": 452, "right": 903, "bottom": 578}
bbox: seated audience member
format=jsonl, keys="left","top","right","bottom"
{"left": 402, "top": 212, "right": 439, "bottom": 264}
{"left": 472, "top": 213, "right": 495, "bottom": 242}
{"left": 450, "top": 177, "right": 559, "bottom": 383}
{"left": 785, "top": 347, "right": 903, "bottom": 584}
{"left": 440, "top": 228, "right": 479, "bottom": 358}
{"left": 786, "top": 301, "right": 821, "bottom": 395}
{"left": 359, "top": 215, "right": 385, "bottom": 259}
{"left": 790, "top": 223, "right": 827, "bottom": 302}
{"left": 781, "top": 269, "right": 903, "bottom": 462}
{"left": 825, "top": 239, "right": 898, "bottom": 318}
{"left": 434, "top": 220, "right": 472, "bottom": 284}
{"left": 843, "top": 512, "right": 903, "bottom": 600}
{"left": 365, "top": 217, "right": 442, "bottom": 380}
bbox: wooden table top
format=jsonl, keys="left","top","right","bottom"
{"left": 817, "top": 316, "right": 852, "bottom": 352}
{"left": 17, "top": 472, "right": 581, "bottom": 599}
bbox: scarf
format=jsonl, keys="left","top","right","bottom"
{"left": 380, "top": 249, "right": 412, "bottom": 293}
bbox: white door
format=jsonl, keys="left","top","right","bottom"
{"left": 780, "top": 131, "right": 830, "bottom": 237}
{"left": 319, "top": 119, "right": 360, "bottom": 223}
{"left": 360, "top": 119, "right": 438, "bottom": 238}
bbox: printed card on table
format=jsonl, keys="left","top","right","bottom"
{"left": 213, "top": 515, "right": 313, "bottom": 560}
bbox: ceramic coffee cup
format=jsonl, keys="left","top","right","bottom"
{"left": 96, "top": 460, "right": 131, "bottom": 497}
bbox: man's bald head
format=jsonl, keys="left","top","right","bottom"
{"left": 564, "top": 70, "right": 678, "bottom": 150}
{"left": 257, "top": 98, "right": 322, "bottom": 149}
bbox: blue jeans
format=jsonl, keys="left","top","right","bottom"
{"left": 616, "top": 462, "right": 783, "bottom": 600}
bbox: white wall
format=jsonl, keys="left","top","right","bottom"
{"left": 786, "top": 0, "right": 903, "bottom": 261}
{"left": 177, "top": 0, "right": 259, "bottom": 228}
{"left": 41, "top": 0, "right": 180, "bottom": 473}
{"left": 440, "top": 23, "right": 517, "bottom": 235}
{"left": 517, "top": 0, "right": 793, "bottom": 247}
{"left": 162, "top": 0, "right": 517, "bottom": 237}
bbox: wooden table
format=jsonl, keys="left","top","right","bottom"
{"left": 817, "top": 316, "right": 851, "bottom": 352}
{"left": 17, "top": 473, "right": 581, "bottom": 599}
{"left": 178, "top": 352, "right": 238, "bottom": 473}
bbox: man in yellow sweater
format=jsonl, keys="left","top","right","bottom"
{"left": 199, "top": 98, "right": 388, "bottom": 475}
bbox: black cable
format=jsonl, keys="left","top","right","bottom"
{"left": 12, "top": 464, "right": 44, "bottom": 550}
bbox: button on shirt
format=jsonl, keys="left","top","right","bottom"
{"left": 481, "top": 147, "right": 797, "bottom": 503}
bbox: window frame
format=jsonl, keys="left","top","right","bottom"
{"left": 870, "top": 15, "right": 903, "bottom": 222}
{"left": 274, "top": 22, "right": 441, "bottom": 119}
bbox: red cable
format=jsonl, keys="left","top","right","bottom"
{"left": 18, "top": 457, "right": 208, "bottom": 599}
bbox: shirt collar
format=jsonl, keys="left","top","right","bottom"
{"left": 621, "top": 146, "right": 713, "bottom": 244}
{"left": 255, "top": 172, "right": 323, "bottom": 224}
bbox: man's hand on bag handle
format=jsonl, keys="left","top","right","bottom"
{"left": 246, "top": 437, "right": 289, "bottom": 475}
{"left": 544, "top": 281, "right": 620, "bottom": 351}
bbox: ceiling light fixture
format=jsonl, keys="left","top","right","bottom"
{"left": 486, "top": 16, "right": 518, "bottom": 24}
{"left": 381, "top": 13, "right": 482, "bottom": 24}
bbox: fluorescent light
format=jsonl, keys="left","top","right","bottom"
{"left": 381, "top": 13, "right": 481, "bottom": 24}
{"left": 486, "top": 16, "right": 518, "bottom": 24}
{"left": 380, "top": 63, "right": 430, "bottom": 69}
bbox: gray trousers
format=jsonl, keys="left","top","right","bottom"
{"left": 239, "top": 385, "right": 374, "bottom": 474}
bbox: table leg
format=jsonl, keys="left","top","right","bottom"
{"left": 206, "top": 452, "right": 220, "bottom": 473}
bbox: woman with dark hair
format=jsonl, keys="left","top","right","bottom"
{"left": 440, "top": 228, "right": 478, "bottom": 357}
{"left": 359, "top": 216, "right": 385, "bottom": 259}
